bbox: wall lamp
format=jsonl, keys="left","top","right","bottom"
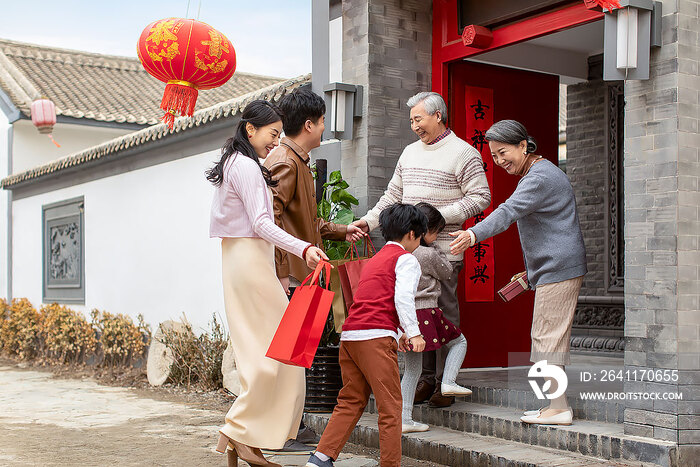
{"left": 602, "top": 0, "right": 662, "bottom": 80}
{"left": 323, "top": 82, "right": 363, "bottom": 140}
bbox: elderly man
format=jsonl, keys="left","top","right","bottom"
{"left": 353, "top": 91, "right": 491, "bottom": 408}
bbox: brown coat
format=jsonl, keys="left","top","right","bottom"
{"left": 264, "top": 137, "right": 347, "bottom": 281}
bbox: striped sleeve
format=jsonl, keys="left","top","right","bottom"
{"left": 228, "top": 159, "right": 310, "bottom": 259}
{"left": 438, "top": 148, "right": 491, "bottom": 224}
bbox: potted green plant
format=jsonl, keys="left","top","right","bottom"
{"left": 304, "top": 169, "right": 358, "bottom": 412}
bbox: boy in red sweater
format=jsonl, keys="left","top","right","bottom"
{"left": 307, "top": 203, "right": 427, "bottom": 467}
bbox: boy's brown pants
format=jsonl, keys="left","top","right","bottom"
{"left": 316, "top": 336, "right": 402, "bottom": 467}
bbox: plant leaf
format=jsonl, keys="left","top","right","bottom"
{"left": 328, "top": 170, "right": 342, "bottom": 184}
{"left": 333, "top": 208, "right": 355, "bottom": 225}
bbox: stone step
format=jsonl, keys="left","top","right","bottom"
{"left": 457, "top": 378, "right": 625, "bottom": 423}
{"left": 304, "top": 412, "right": 657, "bottom": 467}
{"left": 365, "top": 399, "right": 677, "bottom": 467}
{"left": 454, "top": 380, "right": 623, "bottom": 423}
{"left": 447, "top": 356, "right": 626, "bottom": 423}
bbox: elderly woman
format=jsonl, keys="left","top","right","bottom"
{"left": 449, "top": 120, "right": 586, "bottom": 426}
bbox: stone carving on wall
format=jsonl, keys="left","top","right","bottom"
{"left": 570, "top": 335, "right": 625, "bottom": 352}
{"left": 571, "top": 298, "right": 625, "bottom": 353}
{"left": 48, "top": 222, "right": 80, "bottom": 282}
{"left": 43, "top": 197, "right": 84, "bottom": 302}
{"left": 573, "top": 301, "right": 625, "bottom": 329}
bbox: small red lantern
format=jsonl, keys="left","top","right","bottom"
{"left": 137, "top": 18, "right": 236, "bottom": 129}
{"left": 31, "top": 99, "right": 60, "bottom": 147}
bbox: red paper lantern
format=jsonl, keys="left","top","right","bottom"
{"left": 31, "top": 99, "right": 60, "bottom": 147}
{"left": 137, "top": 18, "right": 236, "bottom": 129}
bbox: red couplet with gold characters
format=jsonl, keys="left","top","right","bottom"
{"left": 463, "top": 86, "right": 495, "bottom": 302}
{"left": 137, "top": 18, "right": 236, "bottom": 129}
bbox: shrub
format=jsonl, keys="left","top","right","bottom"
{"left": 41, "top": 303, "right": 97, "bottom": 363}
{"left": 0, "top": 297, "right": 7, "bottom": 322}
{"left": 0, "top": 298, "right": 42, "bottom": 359}
{"left": 159, "top": 314, "right": 228, "bottom": 390}
{"left": 91, "top": 310, "right": 150, "bottom": 366}
{"left": 0, "top": 298, "right": 7, "bottom": 347}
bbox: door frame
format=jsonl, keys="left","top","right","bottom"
{"left": 432, "top": 0, "right": 604, "bottom": 95}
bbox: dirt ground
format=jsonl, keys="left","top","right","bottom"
{"left": 0, "top": 358, "right": 446, "bottom": 467}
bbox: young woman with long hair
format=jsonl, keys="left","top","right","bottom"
{"left": 208, "top": 99, "right": 328, "bottom": 466}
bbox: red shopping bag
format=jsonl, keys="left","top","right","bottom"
{"left": 337, "top": 237, "right": 376, "bottom": 311}
{"left": 266, "top": 261, "right": 334, "bottom": 368}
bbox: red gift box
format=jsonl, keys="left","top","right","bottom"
{"left": 497, "top": 272, "right": 530, "bottom": 302}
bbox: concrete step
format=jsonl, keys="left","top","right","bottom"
{"left": 365, "top": 399, "right": 677, "bottom": 467}
{"left": 304, "top": 412, "right": 657, "bottom": 467}
{"left": 455, "top": 379, "right": 623, "bottom": 424}
{"left": 447, "top": 354, "right": 626, "bottom": 423}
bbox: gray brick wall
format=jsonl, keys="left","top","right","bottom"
{"left": 341, "top": 0, "right": 432, "bottom": 214}
{"left": 623, "top": 0, "right": 700, "bottom": 453}
{"left": 341, "top": 0, "right": 371, "bottom": 212}
{"left": 566, "top": 80, "right": 607, "bottom": 297}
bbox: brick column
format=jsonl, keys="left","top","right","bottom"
{"left": 340, "top": 0, "right": 432, "bottom": 213}
{"left": 566, "top": 80, "right": 607, "bottom": 297}
{"left": 622, "top": 0, "right": 699, "bottom": 461}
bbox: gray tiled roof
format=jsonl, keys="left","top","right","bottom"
{"left": 1, "top": 74, "right": 311, "bottom": 189}
{"left": 0, "top": 38, "right": 285, "bottom": 125}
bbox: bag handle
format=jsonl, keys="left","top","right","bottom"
{"left": 344, "top": 242, "right": 361, "bottom": 260}
{"left": 300, "top": 260, "right": 331, "bottom": 289}
{"left": 343, "top": 236, "right": 375, "bottom": 260}
{"left": 363, "top": 236, "right": 376, "bottom": 257}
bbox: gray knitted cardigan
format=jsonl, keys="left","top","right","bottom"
{"left": 470, "top": 159, "right": 587, "bottom": 287}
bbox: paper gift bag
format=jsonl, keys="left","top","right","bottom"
{"left": 328, "top": 263, "right": 348, "bottom": 333}
{"left": 337, "top": 237, "right": 376, "bottom": 311}
{"left": 266, "top": 261, "right": 334, "bottom": 368}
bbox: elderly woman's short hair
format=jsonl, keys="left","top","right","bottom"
{"left": 406, "top": 92, "right": 448, "bottom": 125}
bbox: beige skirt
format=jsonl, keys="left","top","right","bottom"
{"left": 219, "top": 237, "right": 305, "bottom": 449}
{"left": 530, "top": 276, "right": 584, "bottom": 366}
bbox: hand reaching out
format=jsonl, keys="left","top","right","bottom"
{"left": 304, "top": 246, "right": 329, "bottom": 269}
{"left": 448, "top": 229, "right": 475, "bottom": 255}
{"left": 345, "top": 224, "right": 366, "bottom": 243}
{"left": 351, "top": 219, "right": 369, "bottom": 234}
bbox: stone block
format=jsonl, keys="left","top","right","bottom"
{"left": 679, "top": 429, "right": 700, "bottom": 444}
{"left": 624, "top": 421, "right": 654, "bottom": 438}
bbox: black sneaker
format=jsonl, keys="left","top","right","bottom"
{"left": 306, "top": 452, "right": 334, "bottom": 467}
{"left": 265, "top": 439, "right": 314, "bottom": 455}
{"left": 296, "top": 426, "right": 321, "bottom": 445}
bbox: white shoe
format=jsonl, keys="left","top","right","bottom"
{"left": 402, "top": 420, "right": 430, "bottom": 433}
{"left": 520, "top": 409, "right": 573, "bottom": 425}
{"left": 523, "top": 407, "right": 544, "bottom": 416}
{"left": 440, "top": 382, "right": 473, "bottom": 396}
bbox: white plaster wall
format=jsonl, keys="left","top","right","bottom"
{"left": 12, "top": 120, "right": 132, "bottom": 174}
{"left": 11, "top": 150, "right": 227, "bottom": 333}
{"left": 0, "top": 111, "right": 9, "bottom": 299}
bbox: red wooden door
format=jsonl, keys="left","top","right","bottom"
{"left": 450, "top": 61, "right": 559, "bottom": 368}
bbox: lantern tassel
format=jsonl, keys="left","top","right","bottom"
{"left": 48, "top": 134, "right": 61, "bottom": 148}
{"left": 160, "top": 82, "right": 199, "bottom": 129}
{"left": 161, "top": 110, "right": 176, "bottom": 129}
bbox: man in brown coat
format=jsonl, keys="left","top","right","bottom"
{"left": 265, "top": 88, "right": 364, "bottom": 293}
{"left": 263, "top": 89, "right": 364, "bottom": 452}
